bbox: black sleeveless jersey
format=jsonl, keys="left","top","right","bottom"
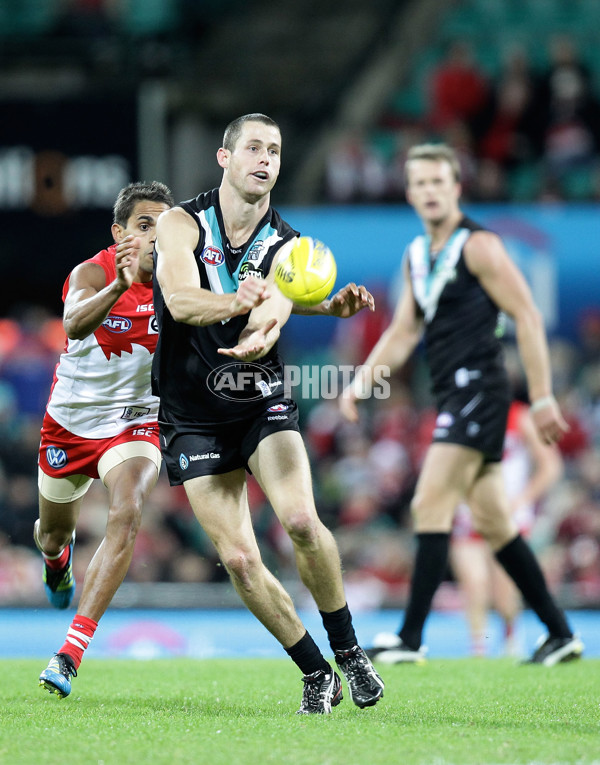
{"left": 151, "top": 188, "right": 299, "bottom": 425}
{"left": 406, "top": 216, "right": 509, "bottom": 402}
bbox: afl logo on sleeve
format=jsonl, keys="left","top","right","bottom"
{"left": 200, "top": 246, "right": 225, "bottom": 266}
{"left": 102, "top": 316, "right": 132, "bottom": 333}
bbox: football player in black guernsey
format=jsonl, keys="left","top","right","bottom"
{"left": 153, "top": 113, "right": 383, "bottom": 713}
{"left": 340, "top": 142, "right": 583, "bottom": 668}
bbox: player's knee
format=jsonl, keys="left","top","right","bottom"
{"left": 107, "top": 499, "right": 143, "bottom": 543}
{"left": 486, "top": 528, "right": 517, "bottom": 552}
{"left": 281, "top": 511, "right": 318, "bottom": 547}
{"left": 410, "top": 493, "right": 453, "bottom": 531}
{"left": 222, "top": 550, "right": 260, "bottom": 589}
{"left": 474, "top": 508, "right": 516, "bottom": 549}
{"left": 410, "top": 491, "right": 433, "bottom": 521}
{"left": 39, "top": 529, "right": 73, "bottom": 555}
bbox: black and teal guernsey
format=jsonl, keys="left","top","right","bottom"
{"left": 152, "top": 189, "right": 299, "bottom": 425}
{"left": 406, "top": 216, "right": 509, "bottom": 404}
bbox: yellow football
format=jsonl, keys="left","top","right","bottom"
{"left": 274, "top": 237, "right": 337, "bottom": 307}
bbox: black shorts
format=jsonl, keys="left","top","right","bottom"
{"left": 432, "top": 388, "right": 510, "bottom": 463}
{"left": 159, "top": 400, "right": 300, "bottom": 485}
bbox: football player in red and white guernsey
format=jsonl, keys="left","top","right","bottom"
{"left": 36, "top": 181, "right": 174, "bottom": 698}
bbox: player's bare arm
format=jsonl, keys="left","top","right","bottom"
{"left": 63, "top": 235, "right": 141, "bottom": 340}
{"left": 511, "top": 410, "right": 563, "bottom": 513}
{"left": 156, "top": 207, "right": 270, "bottom": 325}
{"left": 340, "top": 262, "right": 423, "bottom": 422}
{"left": 464, "top": 231, "right": 568, "bottom": 443}
{"left": 218, "top": 259, "right": 293, "bottom": 361}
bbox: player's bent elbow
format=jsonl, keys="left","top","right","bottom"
{"left": 63, "top": 319, "right": 92, "bottom": 341}
{"left": 515, "top": 303, "right": 544, "bottom": 334}
{"left": 164, "top": 294, "right": 195, "bottom": 324}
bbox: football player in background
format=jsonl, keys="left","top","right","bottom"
{"left": 36, "top": 181, "right": 174, "bottom": 697}
{"left": 340, "top": 143, "right": 583, "bottom": 666}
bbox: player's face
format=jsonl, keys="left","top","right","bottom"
{"left": 121, "top": 200, "right": 171, "bottom": 275}
{"left": 225, "top": 121, "right": 281, "bottom": 202}
{"left": 405, "top": 159, "right": 461, "bottom": 225}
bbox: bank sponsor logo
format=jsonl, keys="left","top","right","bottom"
{"left": 238, "top": 261, "right": 264, "bottom": 281}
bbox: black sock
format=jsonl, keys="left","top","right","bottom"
{"left": 319, "top": 604, "right": 357, "bottom": 652}
{"left": 285, "top": 631, "right": 330, "bottom": 675}
{"left": 495, "top": 534, "right": 571, "bottom": 638}
{"left": 399, "top": 532, "right": 450, "bottom": 650}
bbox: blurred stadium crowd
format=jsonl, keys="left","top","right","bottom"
{"left": 2, "top": 1, "right": 600, "bottom": 205}
{"left": 1, "top": 0, "right": 599, "bottom": 611}
{"left": 325, "top": 13, "right": 600, "bottom": 203}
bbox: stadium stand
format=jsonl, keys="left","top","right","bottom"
{"left": 319, "top": 0, "right": 600, "bottom": 203}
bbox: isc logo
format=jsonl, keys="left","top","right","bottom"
{"left": 102, "top": 315, "right": 132, "bottom": 333}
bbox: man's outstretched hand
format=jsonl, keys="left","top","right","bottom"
{"left": 218, "top": 318, "right": 278, "bottom": 361}
{"left": 326, "top": 283, "right": 375, "bottom": 317}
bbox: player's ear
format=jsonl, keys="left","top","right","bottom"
{"left": 111, "top": 222, "right": 124, "bottom": 243}
{"left": 217, "top": 147, "right": 229, "bottom": 169}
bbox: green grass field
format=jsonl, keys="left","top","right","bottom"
{"left": 3, "top": 658, "right": 599, "bottom": 765}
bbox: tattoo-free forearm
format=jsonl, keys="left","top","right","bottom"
{"left": 165, "top": 287, "right": 246, "bottom": 326}
{"left": 64, "top": 280, "right": 128, "bottom": 340}
{"left": 514, "top": 307, "right": 553, "bottom": 402}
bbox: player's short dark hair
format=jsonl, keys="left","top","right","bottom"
{"left": 113, "top": 181, "right": 174, "bottom": 226}
{"left": 404, "top": 143, "right": 462, "bottom": 184}
{"left": 222, "top": 113, "right": 280, "bottom": 152}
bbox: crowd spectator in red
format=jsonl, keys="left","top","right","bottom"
{"left": 427, "top": 40, "right": 489, "bottom": 133}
